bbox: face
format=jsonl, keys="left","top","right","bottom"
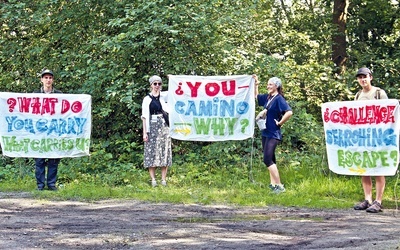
{"left": 41, "top": 74, "right": 54, "bottom": 88}
{"left": 267, "top": 81, "right": 278, "bottom": 94}
{"left": 357, "top": 74, "right": 373, "bottom": 88}
{"left": 151, "top": 81, "right": 162, "bottom": 91}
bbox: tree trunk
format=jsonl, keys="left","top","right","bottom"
{"left": 332, "top": 0, "right": 349, "bottom": 74}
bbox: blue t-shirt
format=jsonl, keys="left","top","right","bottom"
{"left": 257, "top": 94, "right": 291, "bottom": 140}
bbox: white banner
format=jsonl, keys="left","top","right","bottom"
{"left": 0, "top": 92, "right": 91, "bottom": 158}
{"left": 168, "top": 75, "right": 255, "bottom": 141}
{"left": 322, "top": 99, "right": 400, "bottom": 176}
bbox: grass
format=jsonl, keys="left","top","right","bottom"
{"left": 0, "top": 147, "right": 399, "bottom": 210}
{"left": 1, "top": 162, "right": 399, "bottom": 210}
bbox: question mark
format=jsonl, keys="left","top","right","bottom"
{"left": 7, "top": 98, "right": 17, "bottom": 112}
{"left": 390, "top": 150, "right": 398, "bottom": 166}
{"left": 240, "top": 119, "right": 249, "bottom": 133}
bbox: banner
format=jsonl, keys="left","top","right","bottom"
{"left": 322, "top": 99, "right": 400, "bottom": 176}
{"left": 0, "top": 92, "right": 91, "bottom": 158}
{"left": 168, "top": 75, "right": 255, "bottom": 141}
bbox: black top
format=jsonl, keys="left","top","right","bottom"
{"left": 148, "top": 94, "right": 163, "bottom": 115}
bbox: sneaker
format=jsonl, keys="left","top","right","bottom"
{"left": 353, "top": 200, "right": 371, "bottom": 210}
{"left": 366, "top": 201, "right": 383, "bottom": 213}
{"left": 161, "top": 180, "right": 167, "bottom": 186}
{"left": 37, "top": 187, "right": 44, "bottom": 191}
{"left": 48, "top": 186, "right": 58, "bottom": 191}
{"left": 151, "top": 179, "right": 157, "bottom": 187}
{"left": 268, "top": 184, "right": 276, "bottom": 191}
{"left": 272, "top": 184, "right": 285, "bottom": 194}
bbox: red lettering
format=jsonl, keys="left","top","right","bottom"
{"left": 187, "top": 82, "right": 202, "bottom": 97}
{"left": 205, "top": 82, "right": 220, "bottom": 97}
{"left": 61, "top": 100, "right": 70, "bottom": 114}
{"left": 71, "top": 101, "right": 83, "bottom": 113}
{"left": 221, "top": 80, "right": 236, "bottom": 96}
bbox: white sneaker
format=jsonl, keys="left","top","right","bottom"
{"left": 161, "top": 180, "right": 167, "bottom": 186}
{"left": 151, "top": 180, "right": 157, "bottom": 187}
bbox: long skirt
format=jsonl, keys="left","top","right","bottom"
{"left": 144, "top": 115, "right": 172, "bottom": 168}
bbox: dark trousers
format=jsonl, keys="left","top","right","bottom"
{"left": 262, "top": 137, "right": 280, "bottom": 167}
{"left": 35, "top": 158, "right": 61, "bottom": 189}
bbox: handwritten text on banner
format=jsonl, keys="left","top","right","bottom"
{"left": 0, "top": 92, "right": 92, "bottom": 158}
{"left": 322, "top": 99, "right": 399, "bottom": 176}
{"left": 168, "top": 75, "right": 255, "bottom": 141}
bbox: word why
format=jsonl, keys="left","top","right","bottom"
{"left": 175, "top": 99, "right": 250, "bottom": 117}
{"left": 337, "top": 149, "right": 397, "bottom": 168}
{"left": 325, "top": 128, "right": 397, "bottom": 148}
{"left": 191, "top": 117, "right": 250, "bottom": 135}
{"left": 7, "top": 97, "right": 83, "bottom": 115}
{"left": 2, "top": 136, "right": 90, "bottom": 153}
{"left": 323, "top": 105, "right": 395, "bottom": 125}
{"left": 6, "top": 116, "right": 87, "bottom": 135}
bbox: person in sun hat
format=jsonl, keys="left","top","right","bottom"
{"left": 253, "top": 74, "right": 293, "bottom": 194}
{"left": 141, "top": 75, "right": 172, "bottom": 187}
{"left": 352, "top": 67, "right": 388, "bottom": 213}
{"left": 33, "top": 68, "right": 62, "bottom": 191}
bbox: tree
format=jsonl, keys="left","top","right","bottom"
{"left": 332, "top": 0, "right": 349, "bottom": 73}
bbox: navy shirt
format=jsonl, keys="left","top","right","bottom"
{"left": 257, "top": 94, "right": 291, "bottom": 140}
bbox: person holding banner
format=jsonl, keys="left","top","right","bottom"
{"left": 33, "top": 68, "right": 62, "bottom": 191}
{"left": 141, "top": 75, "right": 172, "bottom": 187}
{"left": 254, "top": 75, "right": 293, "bottom": 194}
{"left": 353, "top": 67, "right": 388, "bottom": 213}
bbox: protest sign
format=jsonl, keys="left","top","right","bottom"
{"left": 322, "top": 99, "right": 399, "bottom": 176}
{"left": 168, "top": 75, "right": 255, "bottom": 141}
{"left": 0, "top": 92, "right": 91, "bottom": 158}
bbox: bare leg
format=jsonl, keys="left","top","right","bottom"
{"left": 361, "top": 176, "right": 373, "bottom": 203}
{"left": 268, "top": 164, "right": 281, "bottom": 185}
{"left": 374, "top": 176, "right": 386, "bottom": 203}
{"left": 149, "top": 167, "right": 156, "bottom": 181}
{"left": 161, "top": 167, "right": 168, "bottom": 181}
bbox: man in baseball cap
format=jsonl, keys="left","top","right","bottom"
{"left": 33, "top": 68, "right": 62, "bottom": 191}
{"left": 353, "top": 66, "right": 388, "bottom": 213}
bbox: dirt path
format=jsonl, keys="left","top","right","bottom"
{"left": 0, "top": 192, "right": 399, "bottom": 250}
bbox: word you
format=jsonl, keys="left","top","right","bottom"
{"left": 7, "top": 97, "right": 82, "bottom": 115}
{"left": 175, "top": 80, "right": 246, "bottom": 97}
{"left": 6, "top": 116, "right": 87, "bottom": 135}
{"left": 323, "top": 104, "right": 395, "bottom": 125}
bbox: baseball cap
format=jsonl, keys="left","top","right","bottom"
{"left": 356, "top": 67, "right": 372, "bottom": 77}
{"left": 41, "top": 69, "right": 54, "bottom": 77}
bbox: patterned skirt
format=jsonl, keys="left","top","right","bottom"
{"left": 143, "top": 115, "right": 172, "bottom": 168}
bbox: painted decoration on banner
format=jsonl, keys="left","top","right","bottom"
{"left": 168, "top": 75, "right": 255, "bottom": 141}
{"left": 0, "top": 92, "right": 92, "bottom": 158}
{"left": 322, "top": 99, "right": 400, "bottom": 176}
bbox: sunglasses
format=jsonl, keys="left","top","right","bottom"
{"left": 153, "top": 82, "right": 162, "bottom": 86}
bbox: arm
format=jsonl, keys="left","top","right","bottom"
{"left": 275, "top": 110, "right": 293, "bottom": 127}
{"left": 142, "top": 118, "right": 148, "bottom": 142}
{"left": 252, "top": 74, "right": 259, "bottom": 98}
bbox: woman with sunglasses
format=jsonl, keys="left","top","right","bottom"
{"left": 141, "top": 75, "right": 172, "bottom": 187}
